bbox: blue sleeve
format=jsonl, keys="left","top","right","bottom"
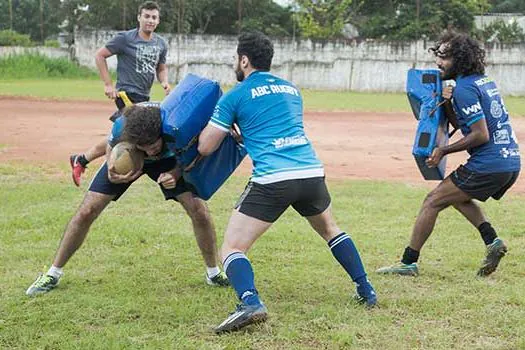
{"left": 108, "top": 117, "right": 125, "bottom": 147}
{"left": 105, "top": 32, "right": 126, "bottom": 55}
{"left": 209, "top": 90, "right": 238, "bottom": 132}
{"left": 453, "top": 84, "right": 485, "bottom": 127}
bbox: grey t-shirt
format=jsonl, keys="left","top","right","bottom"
{"left": 105, "top": 28, "right": 168, "bottom": 98}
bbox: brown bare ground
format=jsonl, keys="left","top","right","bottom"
{"left": 0, "top": 97, "right": 523, "bottom": 193}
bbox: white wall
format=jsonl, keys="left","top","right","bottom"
{"left": 4, "top": 32, "right": 525, "bottom": 95}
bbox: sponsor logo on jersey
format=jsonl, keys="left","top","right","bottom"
{"left": 490, "top": 100, "right": 503, "bottom": 118}
{"left": 474, "top": 77, "right": 493, "bottom": 86}
{"left": 500, "top": 147, "right": 520, "bottom": 159}
{"left": 461, "top": 102, "right": 482, "bottom": 116}
{"left": 272, "top": 135, "right": 308, "bottom": 149}
{"left": 494, "top": 129, "right": 510, "bottom": 145}
{"left": 487, "top": 88, "right": 499, "bottom": 97}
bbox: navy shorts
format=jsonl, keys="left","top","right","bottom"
{"left": 89, "top": 157, "right": 196, "bottom": 201}
{"left": 235, "top": 176, "right": 331, "bottom": 223}
{"left": 450, "top": 165, "right": 520, "bottom": 201}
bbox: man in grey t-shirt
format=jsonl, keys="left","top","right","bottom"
{"left": 70, "top": 0, "right": 171, "bottom": 187}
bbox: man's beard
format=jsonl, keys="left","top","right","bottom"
{"left": 439, "top": 66, "right": 456, "bottom": 80}
{"left": 235, "top": 62, "right": 245, "bottom": 82}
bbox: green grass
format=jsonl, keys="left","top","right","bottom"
{"left": 1, "top": 163, "right": 524, "bottom": 349}
{"left": 0, "top": 54, "right": 100, "bottom": 79}
{"left": 0, "top": 79, "right": 523, "bottom": 115}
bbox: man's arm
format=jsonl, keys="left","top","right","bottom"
{"left": 95, "top": 47, "right": 117, "bottom": 100}
{"left": 426, "top": 118, "right": 489, "bottom": 167}
{"left": 156, "top": 63, "right": 171, "bottom": 95}
{"left": 198, "top": 124, "right": 229, "bottom": 156}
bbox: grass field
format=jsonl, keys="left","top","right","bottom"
{"left": 0, "top": 79, "right": 524, "bottom": 115}
{"left": 1, "top": 163, "right": 524, "bottom": 349}
{"left": 1, "top": 77, "right": 524, "bottom": 349}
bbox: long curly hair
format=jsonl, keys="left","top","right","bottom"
{"left": 429, "top": 31, "right": 486, "bottom": 77}
{"left": 121, "top": 105, "right": 162, "bottom": 146}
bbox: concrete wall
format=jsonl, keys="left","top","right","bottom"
{"left": 5, "top": 31, "right": 525, "bottom": 95}
{"left": 0, "top": 46, "right": 70, "bottom": 59}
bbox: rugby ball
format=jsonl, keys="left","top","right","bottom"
{"left": 109, "top": 142, "right": 145, "bottom": 174}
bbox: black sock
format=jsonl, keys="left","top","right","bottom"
{"left": 478, "top": 222, "right": 497, "bottom": 245}
{"left": 401, "top": 246, "right": 420, "bottom": 265}
{"left": 77, "top": 154, "right": 89, "bottom": 167}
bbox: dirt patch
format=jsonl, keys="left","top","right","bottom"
{"left": 1, "top": 97, "right": 523, "bottom": 193}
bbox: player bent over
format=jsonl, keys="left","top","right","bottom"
{"left": 27, "top": 103, "right": 228, "bottom": 296}
{"left": 377, "top": 32, "right": 520, "bottom": 277}
{"left": 196, "top": 32, "right": 377, "bottom": 334}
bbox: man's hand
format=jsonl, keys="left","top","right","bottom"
{"left": 161, "top": 82, "right": 171, "bottom": 96}
{"left": 104, "top": 84, "right": 117, "bottom": 100}
{"left": 442, "top": 85, "right": 454, "bottom": 100}
{"left": 157, "top": 168, "right": 181, "bottom": 189}
{"left": 426, "top": 147, "right": 445, "bottom": 168}
{"left": 107, "top": 165, "right": 142, "bottom": 184}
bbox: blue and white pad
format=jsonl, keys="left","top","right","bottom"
{"left": 407, "top": 69, "right": 449, "bottom": 180}
{"left": 160, "top": 73, "right": 247, "bottom": 200}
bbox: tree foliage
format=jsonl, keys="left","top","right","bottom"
{"left": 295, "top": 0, "right": 354, "bottom": 40}
{"left": 0, "top": 0, "right": 523, "bottom": 44}
{"left": 357, "top": 0, "right": 491, "bottom": 40}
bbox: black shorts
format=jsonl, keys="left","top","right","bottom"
{"left": 450, "top": 165, "right": 520, "bottom": 201}
{"left": 89, "top": 157, "right": 196, "bottom": 201}
{"left": 109, "top": 92, "right": 150, "bottom": 122}
{"left": 235, "top": 177, "right": 331, "bottom": 223}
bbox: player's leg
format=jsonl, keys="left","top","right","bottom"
{"left": 215, "top": 181, "right": 287, "bottom": 334}
{"left": 215, "top": 209, "right": 272, "bottom": 334}
{"left": 291, "top": 177, "right": 377, "bottom": 307}
{"left": 305, "top": 205, "right": 377, "bottom": 307}
{"left": 27, "top": 162, "right": 132, "bottom": 296}
{"left": 377, "top": 176, "right": 470, "bottom": 276}
{"left": 450, "top": 168, "right": 519, "bottom": 276}
{"left": 175, "top": 191, "right": 228, "bottom": 286}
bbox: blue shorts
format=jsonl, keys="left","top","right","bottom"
{"left": 89, "top": 157, "right": 197, "bottom": 201}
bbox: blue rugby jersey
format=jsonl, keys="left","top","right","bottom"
{"left": 209, "top": 71, "right": 324, "bottom": 184}
{"left": 108, "top": 102, "right": 175, "bottom": 162}
{"left": 452, "top": 75, "right": 520, "bottom": 173}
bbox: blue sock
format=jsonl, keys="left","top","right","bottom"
{"left": 328, "top": 232, "right": 368, "bottom": 286}
{"left": 224, "top": 252, "right": 261, "bottom": 306}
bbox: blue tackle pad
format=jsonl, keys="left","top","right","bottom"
{"left": 160, "top": 73, "right": 247, "bottom": 199}
{"left": 407, "top": 69, "right": 449, "bottom": 180}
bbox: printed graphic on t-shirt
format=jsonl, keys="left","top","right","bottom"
{"left": 136, "top": 45, "right": 160, "bottom": 74}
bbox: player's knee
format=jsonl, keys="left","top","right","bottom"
{"left": 185, "top": 200, "right": 211, "bottom": 224}
{"left": 74, "top": 204, "right": 102, "bottom": 223}
{"left": 422, "top": 191, "right": 447, "bottom": 211}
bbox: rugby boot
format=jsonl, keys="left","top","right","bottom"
{"left": 215, "top": 303, "right": 268, "bottom": 334}
{"left": 355, "top": 279, "right": 378, "bottom": 308}
{"left": 70, "top": 154, "right": 86, "bottom": 187}
{"left": 26, "top": 273, "right": 59, "bottom": 297}
{"left": 376, "top": 262, "right": 419, "bottom": 276}
{"left": 477, "top": 238, "right": 507, "bottom": 277}
{"left": 206, "top": 271, "right": 230, "bottom": 287}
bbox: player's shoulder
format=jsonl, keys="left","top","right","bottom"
{"left": 152, "top": 32, "right": 168, "bottom": 46}
{"left": 454, "top": 75, "right": 484, "bottom": 95}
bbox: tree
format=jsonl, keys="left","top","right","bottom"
{"left": 357, "top": 0, "right": 490, "bottom": 41}
{"left": 489, "top": 0, "right": 525, "bottom": 13}
{"left": 295, "top": 0, "right": 354, "bottom": 40}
